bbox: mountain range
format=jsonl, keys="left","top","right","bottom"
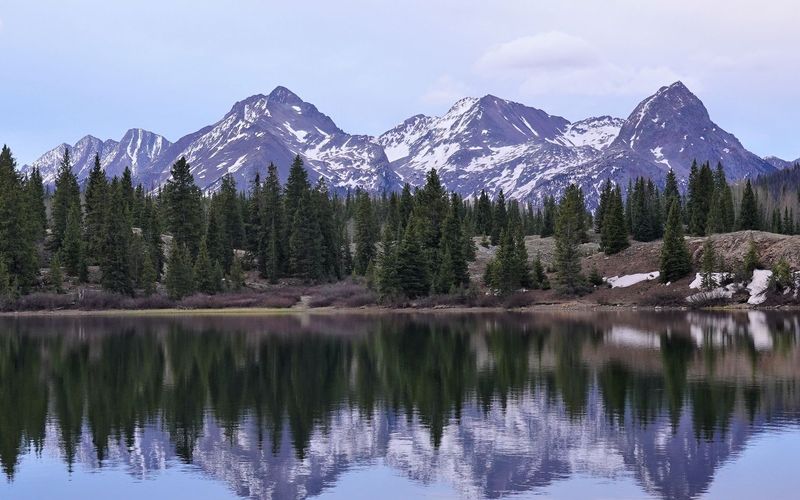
{"left": 22, "top": 82, "right": 791, "bottom": 206}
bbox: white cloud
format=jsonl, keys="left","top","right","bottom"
{"left": 474, "top": 32, "right": 600, "bottom": 73}
{"left": 473, "top": 31, "right": 695, "bottom": 97}
{"left": 420, "top": 75, "right": 474, "bottom": 105}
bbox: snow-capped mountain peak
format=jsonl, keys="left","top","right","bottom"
{"left": 21, "top": 81, "right": 776, "bottom": 207}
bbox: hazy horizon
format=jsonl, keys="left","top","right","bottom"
{"left": 2, "top": 0, "right": 798, "bottom": 164}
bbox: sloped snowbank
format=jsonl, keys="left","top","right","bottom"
{"left": 605, "top": 271, "right": 659, "bottom": 288}
{"left": 689, "top": 272, "right": 733, "bottom": 290}
{"left": 747, "top": 270, "right": 773, "bottom": 305}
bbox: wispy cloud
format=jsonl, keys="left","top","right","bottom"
{"left": 474, "top": 31, "right": 695, "bottom": 97}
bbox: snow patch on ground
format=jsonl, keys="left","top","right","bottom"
{"left": 689, "top": 272, "right": 733, "bottom": 290}
{"left": 747, "top": 270, "right": 772, "bottom": 305}
{"left": 605, "top": 271, "right": 659, "bottom": 288}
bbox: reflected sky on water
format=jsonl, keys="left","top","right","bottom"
{"left": 1, "top": 311, "right": 799, "bottom": 499}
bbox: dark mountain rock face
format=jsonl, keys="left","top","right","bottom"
{"left": 23, "top": 82, "right": 776, "bottom": 206}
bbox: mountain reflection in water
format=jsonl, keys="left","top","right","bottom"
{"left": 1, "top": 311, "right": 799, "bottom": 499}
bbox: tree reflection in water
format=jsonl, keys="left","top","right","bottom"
{"left": 0, "top": 311, "right": 799, "bottom": 499}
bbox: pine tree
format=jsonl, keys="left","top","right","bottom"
{"left": 601, "top": 185, "right": 628, "bottom": 255}
{"left": 62, "top": 201, "right": 85, "bottom": 279}
{"left": 288, "top": 191, "right": 322, "bottom": 281}
{"left": 165, "top": 244, "right": 194, "bottom": 300}
{"left": 700, "top": 240, "right": 718, "bottom": 290}
{"left": 84, "top": 154, "right": 109, "bottom": 260}
{"left": 0, "top": 260, "right": 11, "bottom": 300}
{"left": 25, "top": 166, "right": 47, "bottom": 242}
{"left": 531, "top": 252, "right": 549, "bottom": 290}
{"left": 687, "top": 162, "right": 715, "bottom": 235}
{"left": 742, "top": 239, "right": 760, "bottom": 279}
{"left": 513, "top": 224, "right": 533, "bottom": 288}
{"left": 164, "top": 157, "right": 203, "bottom": 257}
{"left": 246, "top": 172, "right": 263, "bottom": 253}
{"left": 353, "top": 190, "right": 377, "bottom": 275}
{"left": 660, "top": 201, "right": 692, "bottom": 283}
{"left": 258, "top": 163, "right": 283, "bottom": 281}
{"left": 51, "top": 148, "right": 80, "bottom": 250}
{"left": 540, "top": 195, "right": 556, "bottom": 237}
{"left": 377, "top": 224, "right": 400, "bottom": 295}
{"left": 716, "top": 163, "right": 736, "bottom": 232}
{"left": 738, "top": 180, "right": 759, "bottom": 230}
{"left": 476, "top": 189, "right": 492, "bottom": 235}
{"left": 193, "top": 239, "right": 221, "bottom": 294}
{"left": 490, "top": 190, "right": 507, "bottom": 245}
{"left": 438, "top": 194, "right": 469, "bottom": 289}
{"left": 218, "top": 174, "right": 245, "bottom": 263}
{"left": 0, "top": 145, "right": 38, "bottom": 290}
{"left": 228, "top": 256, "right": 245, "bottom": 290}
{"left": 284, "top": 155, "right": 310, "bottom": 226}
{"left": 554, "top": 185, "right": 587, "bottom": 294}
{"left": 101, "top": 188, "right": 133, "bottom": 296}
{"left": 595, "top": 179, "right": 613, "bottom": 234}
{"left": 140, "top": 250, "right": 157, "bottom": 296}
{"left": 50, "top": 252, "right": 64, "bottom": 294}
{"left": 662, "top": 169, "right": 681, "bottom": 219}
{"left": 395, "top": 217, "right": 430, "bottom": 298}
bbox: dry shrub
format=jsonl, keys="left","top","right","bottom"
{"left": 11, "top": 293, "right": 75, "bottom": 311}
{"left": 308, "top": 281, "right": 376, "bottom": 308}
{"left": 340, "top": 290, "right": 379, "bottom": 307}
{"left": 638, "top": 291, "right": 688, "bottom": 307}
{"left": 502, "top": 292, "right": 536, "bottom": 309}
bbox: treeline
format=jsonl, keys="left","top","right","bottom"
{"left": 1, "top": 140, "right": 797, "bottom": 303}
{"left": 0, "top": 145, "right": 481, "bottom": 301}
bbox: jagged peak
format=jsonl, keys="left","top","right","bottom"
{"left": 268, "top": 85, "right": 303, "bottom": 105}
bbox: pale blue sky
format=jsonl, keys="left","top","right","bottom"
{"left": 1, "top": 0, "right": 798, "bottom": 164}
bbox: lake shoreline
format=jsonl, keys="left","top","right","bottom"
{"left": 1, "top": 301, "right": 795, "bottom": 317}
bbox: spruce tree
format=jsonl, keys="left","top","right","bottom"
{"left": 743, "top": 239, "right": 760, "bottom": 279}
{"left": 228, "top": 257, "right": 245, "bottom": 290}
{"left": 164, "top": 157, "right": 203, "bottom": 257}
{"left": 662, "top": 169, "right": 681, "bottom": 219}
{"left": 601, "top": 185, "right": 628, "bottom": 255}
{"left": 84, "top": 154, "right": 109, "bottom": 260}
{"left": 0, "top": 145, "right": 38, "bottom": 290}
{"left": 51, "top": 148, "right": 80, "bottom": 250}
{"left": 0, "top": 260, "right": 11, "bottom": 301}
{"left": 218, "top": 174, "right": 245, "bottom": 260}
{"left": 660, "top": 201, "right": 691, "bottom": 283}
{"left": 140, "top": 250, "right": 157, "bottom": 296}
{"left": 490, "top": 190, "right": 507, "bottom": 245}
{"left": 62, "top": 201, "right": 85, "bottom": 279}
{"left": 476, "top": 189, "right": 492, "bottom": 235}
{"left": 50, "top": 252, "right": 64, "bottom": 294}
{"left": 101, "top": 188, "right": 133, "bottom": 296}
{"left": 193, "top": 239, "right": 221, "bottom": 294}
{"left": 438, "top": 194, "right": 469, "bottom": 289}
{"left": 24, "top": 166, "right": 47, "bottom": 243}
{"left": 700, "top": 240, "right": 718, "bottom": 290}
{"left": 395, "top": 217, "right": 430, "bottom": 298}
{"left": 353, "top": 190, "right": 377, "bottom": 275}
{"left": 166, "top": 244, "right": 194, "bottom": 300}
{"left": 554, "top": 184, "right": 587, "bottom": 294}
{"left": 540, "top": 195, "right": 556, "bottom": 237}
{"left": 738, "top": 180, "right": 759, "bottom": 230}
{"left": 284, "top": 155, "right": 310, "bottom": 227}
{"left": 258, "top": 163, "right": 283, "bottom": 281}
{"left": 595, "top": 179, "right": 613, "bottom": 234}
{"left": 531, "top": 252, "right": 549, "bottom": 290}
{"left": 288, "top": 191, "right": 322, "bottom": 281}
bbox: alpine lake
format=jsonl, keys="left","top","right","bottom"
{"left": 1, "top": 310, "right": 799, "bottom": 499}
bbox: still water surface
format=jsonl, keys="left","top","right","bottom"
{"left": 1, "top": 311, "right": 799, "bottom": 499}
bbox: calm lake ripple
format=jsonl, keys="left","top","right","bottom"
{"left": 1, "top": 311, "right": 799, "bottom": 499}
